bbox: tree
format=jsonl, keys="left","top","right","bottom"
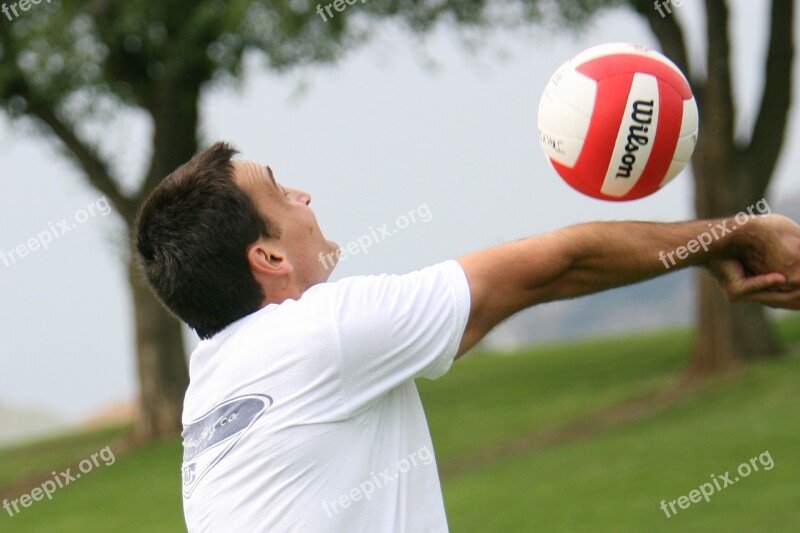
{"left": 630, "top": 0, "right": 795, "bottom": 375}
{"left": 0, "top": 0, "right": 618, "bottom": 442}
{"left": 2, "top": 0, "right": 790, "bottom": 442}
{"left": 0, "top": 0, "right": 355, "bottom": 442}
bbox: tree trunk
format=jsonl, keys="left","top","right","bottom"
{"left": 691, "top": 139, "right": 782, "bottom": 375}
{"left": 630, "top": 0, "right": 792, "bottom": 375}
{"left": 688, "top": 0, "right": 784, "bottom": 376}
{"left": 690, "top": 156, "right": 782, "bottom": 373}
{"left": 732, "top": 304, "right": 782, "bottom": 358}
{"left": 128, "top": 250, "right": 190, "bottom": 442}
{"left": 690, "top": 239, "right": 782, "bottom": 376}
{"left": 126, "top": 79, "right": 201, "bottom": 441}
{"left": 691, "top": 158, "right": 746, "bottom": 375}
{"left": 691, "top": 271, "right": 740, "bottom": 375}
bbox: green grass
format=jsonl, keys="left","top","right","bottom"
{"left": 1, "top": 318, "right": 798, "bottom": 532}
{"left": 0, "top": 425, "right": 129, "bottom": 488}
{"left": 419, "top": 329, "right": 692, "bottom": 461}
{"left": 1, "top": 439, "right": 183, "bottom": 532}
{"left": 438, "top": 320, "right": 800, "bottom": 532}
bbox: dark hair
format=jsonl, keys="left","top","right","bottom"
{"left": 134, "top": 142, "right": 279, "bottom": 339}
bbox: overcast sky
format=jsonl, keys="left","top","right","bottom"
{"left": 1, "top": 1, "right": 798, "bottom": 422}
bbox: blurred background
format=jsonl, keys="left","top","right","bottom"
{"left": 1, "top": 0, "right": 798, "bottom": 531}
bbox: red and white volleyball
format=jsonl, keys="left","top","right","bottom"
{"left": 537, "top": 43, "right": 699, "bottom": 201}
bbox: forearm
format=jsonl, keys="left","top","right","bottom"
{"left": 457, "top": 213, "right": 798, "bottom": 357}
{"left": 548, "top": 217, "right": 752, "bottom": 299}
{"left": 459, "top": 217, "right": 756, "bottom": 325}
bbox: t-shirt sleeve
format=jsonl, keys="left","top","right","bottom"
{"left": 332, "top": 260, "right": 471, "bottom": 413}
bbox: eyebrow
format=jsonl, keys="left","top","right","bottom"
{"left": 265, "top": 165, "right": 278, "bottom": 189}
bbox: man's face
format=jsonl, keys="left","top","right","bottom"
{"left": 232, "top": 160, "right": 339, "bottom": 289}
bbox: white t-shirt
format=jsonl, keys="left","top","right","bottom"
{"left": 181, "top": 260, "right": 471, "bottom": 532}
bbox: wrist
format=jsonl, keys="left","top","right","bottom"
{"left": 729, "top": 213, "right": 766, "bottom": 254}
{"left": 672, "top": 216, "right": 747, "bottom": 268}
{"left": 708, "top": 214, "right": 768, "bottom": 266}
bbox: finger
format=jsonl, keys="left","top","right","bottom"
{"left": 775, "top": 283, "right": 800, "bottom": 292}
{"left": 734, "top": 272, "right": 789, "bottom": 294}
{"left": 739, "top": 288, "right": 800, "bottom": 309}
{"left": 724, "top": 271, "right": 787, "bottom": 301}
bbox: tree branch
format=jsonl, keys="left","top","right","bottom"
{"left": 2, "top": 14, "right": 134, "bottom": 220}
{"left": 704, "top": 0, "right": 735, "bottom": 152}
{"left": 628, "top": 0, "right": 706, "bottom": 113}
{"left": 628, "top": 0, "right": 692, "bottom": 80}
{"left": 741, "top": 0, "right": 794, "bottom": 195}
{"left": 28, "top": 102, "right": 135, "bottom": 220}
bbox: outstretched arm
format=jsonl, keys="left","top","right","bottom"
{"left": 456, "top": 215, "right": 800, "bottom": 357}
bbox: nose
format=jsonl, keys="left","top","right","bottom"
{"left": 289, "top": 188, "right": 311, "bottom": 206}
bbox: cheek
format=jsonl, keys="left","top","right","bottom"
{"left": 288, "top": 218, "right": 316, "bottom": 246}
{"left": 301, "top": 212, "right": 321, "bottom": 236}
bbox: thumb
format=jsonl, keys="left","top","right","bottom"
{"left": 710, "top": 260, "right": 787, "bottom": 301}
{"left": 734, "top": 272, "right": 788, "bottom": 295}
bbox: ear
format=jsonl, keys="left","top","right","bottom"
{"left": 247, "top": 239, "right": 293, "bottom": 278}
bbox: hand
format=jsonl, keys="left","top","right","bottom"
{"left": 707, "top": 259, "right": 800, "bottom": 309}
{"left": 707, "top": 214, "right": 800, "bottom": 309}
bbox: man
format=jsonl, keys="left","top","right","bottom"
{"left": 134, "top": 142, "right": 800, "bottom": 532}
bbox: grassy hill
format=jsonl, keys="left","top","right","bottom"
{"left": 430, "top": 320, "right": 800, "bottom": 532}
{"left": 1, "top": 318, "right": 799, "bottom": 532}
{"left": 0, "top": 403, "right": 70, "bottom": 449}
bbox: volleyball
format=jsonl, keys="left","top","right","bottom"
{"left": 538, "top": 43, "right": 699, "bottom": 201}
